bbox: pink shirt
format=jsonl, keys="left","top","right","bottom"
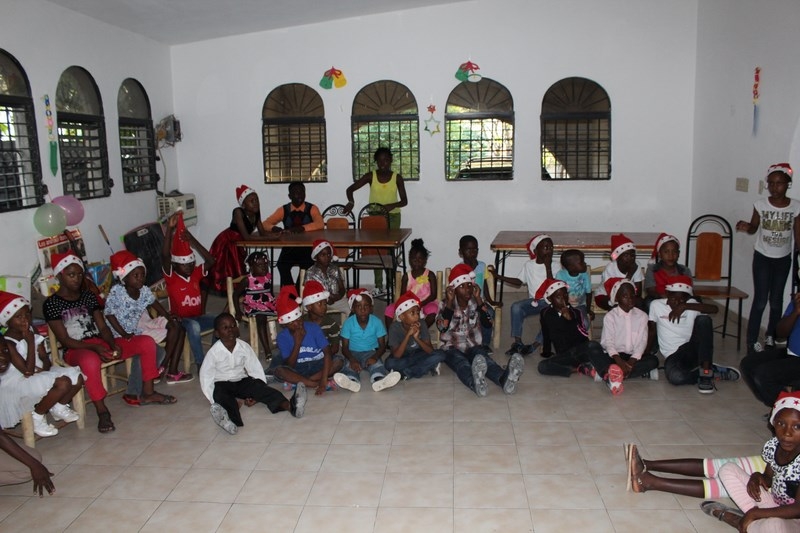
{"left": 600, "top": 306, "right": 648, "bottom": 360}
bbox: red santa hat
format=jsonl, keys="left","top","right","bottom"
{"left": 665, "top": 275, "right": 693, "bottom": 295}
{"left": 604, "top": 277, "right": 634, "bottom": 306}
{"left": 770, "top": 391, "right": 800, "bottom": 425}
{"left": 767, "top": 163, "right": 793, "bottom": 180}
{"left": 448, "top": 263, "right": 476, "bottom": 289}
{"left": 0, "top": 290, "right": 28, "bottom": 327}
{"left": 650, "top": 233, "right": 679, "bottom": 261}
{"left": 347, "top": 288, "right": 373, "bottom": 309}
{"left": 170, "top": 212, "right": 195, "bottom": 264}
{"left": 110, "top": 250, "right": 146, "bottom": 280}
{"left": 302, "top": 279, "right": 329, "bottom": 307}
{"left": 526, "top": 234, "right": 551, "bottom": 259}
{"left": 276, "top": 285, "right": 303, "bottom": 324}
{"left": 236, "top": 184, "right": 256, "bottom": 206}
{"left": 51, "top": 251, "right": 83, "bottom": 277}
{"left": 310, "top": 239, "right": 337, "bottom": 261}
{"left": 534, "top": 278, "right": 568, "bottom": 304}
{"left": 394, "top": 291, "right": 421, "bottom": 319}
{"left": 610, "top": 233, "right": 635, "bottom": 261}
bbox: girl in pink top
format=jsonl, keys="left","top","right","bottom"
{"left": 385, "top": 239, "right": 438, "bottom": 328}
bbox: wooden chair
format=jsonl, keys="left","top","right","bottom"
{"left": 351, "top": 203, "right": 394, "bottom": 294}
{"left": 685, "top": 214, "right": 749, "bottom": 350}
{"left": 226, "top": 276, "right": 277, "bottom": 356}
{"left": 47, "top": 327, "right": 114, "bottom": 423}
{"left": 394, "top": 269, "right": 443, "bottom": 347}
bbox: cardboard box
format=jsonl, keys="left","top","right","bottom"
{"left": 0, "top": 275, "right": 30, "bottom": 301}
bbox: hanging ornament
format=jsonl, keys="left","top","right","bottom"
{"left": 455, "top": 60, "right": 482, "bottom": 82}
{"left": 752, "top": 67, "right": 761, "bottom": 136}
{"left": 43, "top": 94, "right": 57, "bottom": 176}
{"left": 319, "top": 67, "right": 347, "bottom": 90}
{"left": 424, "top": 103, "right": 440, "bottom": 136}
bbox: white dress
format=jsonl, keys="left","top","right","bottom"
{"left": 0, "top": 332, "right": 83, "bottom": 428}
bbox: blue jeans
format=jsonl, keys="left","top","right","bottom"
{"left": 663, "top": 315, "right": 714, "bottom": 385}
{"left": 340, "top": 350, "right": 389, "bottom": 384}
{"left": 444, "top": 346, "right": 506, "bottom": 392}
{"left": 126, "top": 345, "right": 167, "bottom": 397}
{"left": 384, "top": 349, "right": 446, "bottom": 379}
{"left": 481, "top": 305, "right": 495, "bottom": 347}
{"left": 510, "top": 297, "right": 546, "bottom": 342}
{"left": 181, "top": 314, "right": 216, "bottom": 365}
{"left": 747, "top": 251, "right": 791, "bottom": 345}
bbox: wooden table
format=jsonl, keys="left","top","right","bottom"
{"left": 490, "top": 230, "right": 661, "bottom": 301}
{"left": 237, "top": 228, "right": 412, "bottom": 301}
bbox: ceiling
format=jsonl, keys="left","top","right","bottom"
{"left": 45, "top": 0, "right": 468, "bottom": 45}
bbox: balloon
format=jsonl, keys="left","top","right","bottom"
{"left": 52, "top": 195, "right": 85, "bottom": 226}
{"left": 33, "top": 203, "right": 67, "bottom": 236}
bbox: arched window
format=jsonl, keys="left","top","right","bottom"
{"left": 118, "top": 79, "right": 157, "bottom": 193}
{"left": 263, "top": 83, "right": 327, "bottom": 183}
{"left": 0, "top": 49, "right": 44, "bottom": 212}
{"left": 445, "top": 78, "right": 514, "bottom": 181}
{"left": 351, "top": 80, "right": 419, "bottom": 181}
{"left": 56, "top": 66, "right": 110, "bottom": 199}
{"left": 541, "top": 77, "right": 611, "bottom": 180}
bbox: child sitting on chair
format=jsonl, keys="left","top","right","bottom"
{"left": 162, "top": 212, "right": 216, "bottom": 366}
{"left": 0, "top": 293, "right": 83, "bottom": 438}
{"left": 384, "top": 239, "right": 438, "bottom": 329}
{"left": 385, "top": 291, "right": 447, "bottom": 380}
{"left": 305, "top": 239, "right": 348, "bottom": 315}
{"left": 269, "top": 286, "right": 342, "bottom": 396}
{"left": 595, "top": 234, "right": 644, "bottom": 311}
{"left": 490, "top": 234, "right": 560, "bottom": 356}
{"left": 459, "top": 235, "right": 500, "bottom": 350}
{"left": 555, "top": 249, "right": 594, "bottom": 330}
{"left": 232, "top": 251, "right": 276, "bottom": 357}
{"left": 643, "top": 233, "right": 692, "bottom": 309}
{"left": 334, "top": 289, "right": 401, "bottom": 393}
{"left": 200, "top": 312, "right": 306, "bottom": 435}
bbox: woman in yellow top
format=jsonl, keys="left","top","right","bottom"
{"left": 344, "top": 147, "right": 408, "bottom": 296}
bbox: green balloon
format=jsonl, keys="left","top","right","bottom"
{"left": 33, "top": 203, "right": 67, "bottom": 236}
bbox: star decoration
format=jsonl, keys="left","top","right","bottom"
{"left": 424, "top": 116, "right": 441, "bottom": 136}
{"left": 427, "top": 104, "right": 436, "bottom": 114}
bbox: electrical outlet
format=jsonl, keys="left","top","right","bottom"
{"left": 736, "top": 177, "right": 748, "bottom": 192}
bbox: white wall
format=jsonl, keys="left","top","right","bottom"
{"left": 0, "top": 0, "right": 174, "bottom": 276}
{"left": 692, "top": 0, "right": 800, "bottom": 298}
{"left": 171, "top": 0, "right": 699, "bottom": 276}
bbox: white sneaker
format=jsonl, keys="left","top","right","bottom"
{"left": 431, "top": 363, "right": 441, "bottom": 376}
{"left": 648, "top": 368, "right": 659, "bottom": 381}
{"left": 471, "top": 354, "right": 488, "bottom": 398}
{"left": 49, "top": 403, "right": 80, "bottom": 423}
{"left": 503, "top": 353, "right": 525, "bottom": 395}
{"left": 334, "top": 372, "right": 361, "bottom": 393}
{"left": 372, "top": 371, "right": 401, "bottom": 392}
{"left": 752, "top": 342, "right": 764, "bottom": 353}
{"left": 765, "top": 336, "right": 775, "bottom": 349}
{"left": 31, "top": 412, "right": 58, "bottom": 437}
{"left": 210, "top": 403, "right": 238, "bottom": 435}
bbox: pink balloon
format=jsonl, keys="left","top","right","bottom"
{"left": 52, "top": 195, "right": 85, "bottom": 226}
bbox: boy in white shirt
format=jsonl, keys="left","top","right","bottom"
{"left": 200, "top": 313, "right": 306, "bottom": 435}
{"left": 595, "top": 233, "right": 644, "bottom": 311}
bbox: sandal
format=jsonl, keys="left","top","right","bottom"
{"left": 627, "top": 443, "right": 646, "bottom": 493}
{"left": 97, "top": 411, "right": 115, "bottom": 433}
{"left": 140, "top": 393, "right": 178, "bottom": 405}
{"left": 700, "top": 500, "right": 744, "bottom": 522}
{"left": 122, "top": 394, "right": 140, "bottom": 407}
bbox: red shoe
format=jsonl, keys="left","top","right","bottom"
{"left": 122, "top": 394, "right": 140, "bottom": 407}
{"left": 605, "top": 364, "right": 624, "bottom": 396}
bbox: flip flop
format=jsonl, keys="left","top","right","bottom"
{"left": 140, "top": 393, "right": 177, "bottom": 405}
{"left": 97, "top": 411, "right": 115, "bottom": 433}
{"left": 700, "top": 500, "right": 744, "bottom": 521}
{"left": 624, "top": 444, "right": 631, "bottom": 491}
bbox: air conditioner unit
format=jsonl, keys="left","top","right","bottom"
{"left": 156, "top": 193, "right": 197, "bottom": 226}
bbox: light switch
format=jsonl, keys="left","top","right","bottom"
{"left": 736, "top": 177, "right": 748, "bottom": 192}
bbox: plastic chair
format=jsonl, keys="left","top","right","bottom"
{"left": 684, "top": 214, "right": 749, "bottom": 350}
{"left": 351, "top": 203, "right": 393, "bottom": 293}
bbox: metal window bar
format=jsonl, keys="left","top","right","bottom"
{"left": 351, "top": 117, "right": 419, "bottom": 181}
{"left": 58, "top": 115, "right": 110, "bottom": 199}
{"left": 444, "top": 115, "right": 514, "bottom": 181}
{"left": 0, "top": 99, "right": 44, "bottom": 212}
{"left": 541, "top": 113, "right": 610, "bottom": 180}
{"left": 119, "top": 118, "right": 157, "bottom": 192}
{"left": 263, "top": 118, "right": 327, "bottom": 183}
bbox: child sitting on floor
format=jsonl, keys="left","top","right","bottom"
{"left": 384, "top": 239, "right": 438, "bottom": 328}
{"left": 598, "top": 278, "right": 659, "bottom": 381}
{"left": 535, "top": 279, "right": 622, "bottom": 394}
{"left": 232, "top": 251, "right": 277, "bottom": 356}
{"left": 438, "top": 264, "right": 524, "bottom": 397}
{"left": 385, "top": 291, "right": 446, "bottom": 380}
{"left": 302, "top": 280, "right": 341, "bottom": 355}
{"left": 269, "top": 286, "right": 342, "bottom": 396}
{"left": 162, "top": 212, "right": 217, "bottom": 367}
{"left": 305, "top": 239, "right": 348, "bottom": 315}
{"left": 200, "top": 312, "right": 306, "bottom": 435}
{"left": 595, "top": 234, "right": 644, "bottom": 311}
{"left": 555, "top": 249, "right": 594, "bottom": 330}
{"left": 0, "top": 293, "right": 83, "bottom": 437}
{"left": 491, "top": 234, "right": 560, "bottom": 356}
{"left": 459, "top": 235, "right": 500, "bottom": 350}
{"left": 334, "top": 289, "right": 401, "bottom": 393}
{"left": 647, "top": 275, "right": 738, "bottom": 393}
{"left": 643, "top": 233, "right": 693, "bottom": 308}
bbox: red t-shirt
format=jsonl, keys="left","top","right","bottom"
{"left": 163, "top": 266, "right": 205, "bottom": 318}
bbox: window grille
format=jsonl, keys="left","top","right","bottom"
{"left": 118, "top": 79, "right": 157, "bottom": 192}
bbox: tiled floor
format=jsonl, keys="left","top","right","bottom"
{"left": 0, "top": 291, "right": 770, "bottom": 532}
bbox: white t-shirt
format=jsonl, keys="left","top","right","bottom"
{"left": 596, "top": 260, "right": 643, "bottom": 296}
{"left": 648, "top": 298, "right": 700, "bottom": 357}
{"left": 753, "top": 198, "right": 800, "bottom": 258}
{"left": 517, "top": 260, "right": 561, "bottom": 299}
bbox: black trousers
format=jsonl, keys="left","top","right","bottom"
{"left": 277, "top": 247, "right": 314, "bottom": 287}
{"left": 212, "top": 377, "right": 287, "bottom": 426}
{"left": 740, "top": 348, "right": 800, "bottom": 407}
